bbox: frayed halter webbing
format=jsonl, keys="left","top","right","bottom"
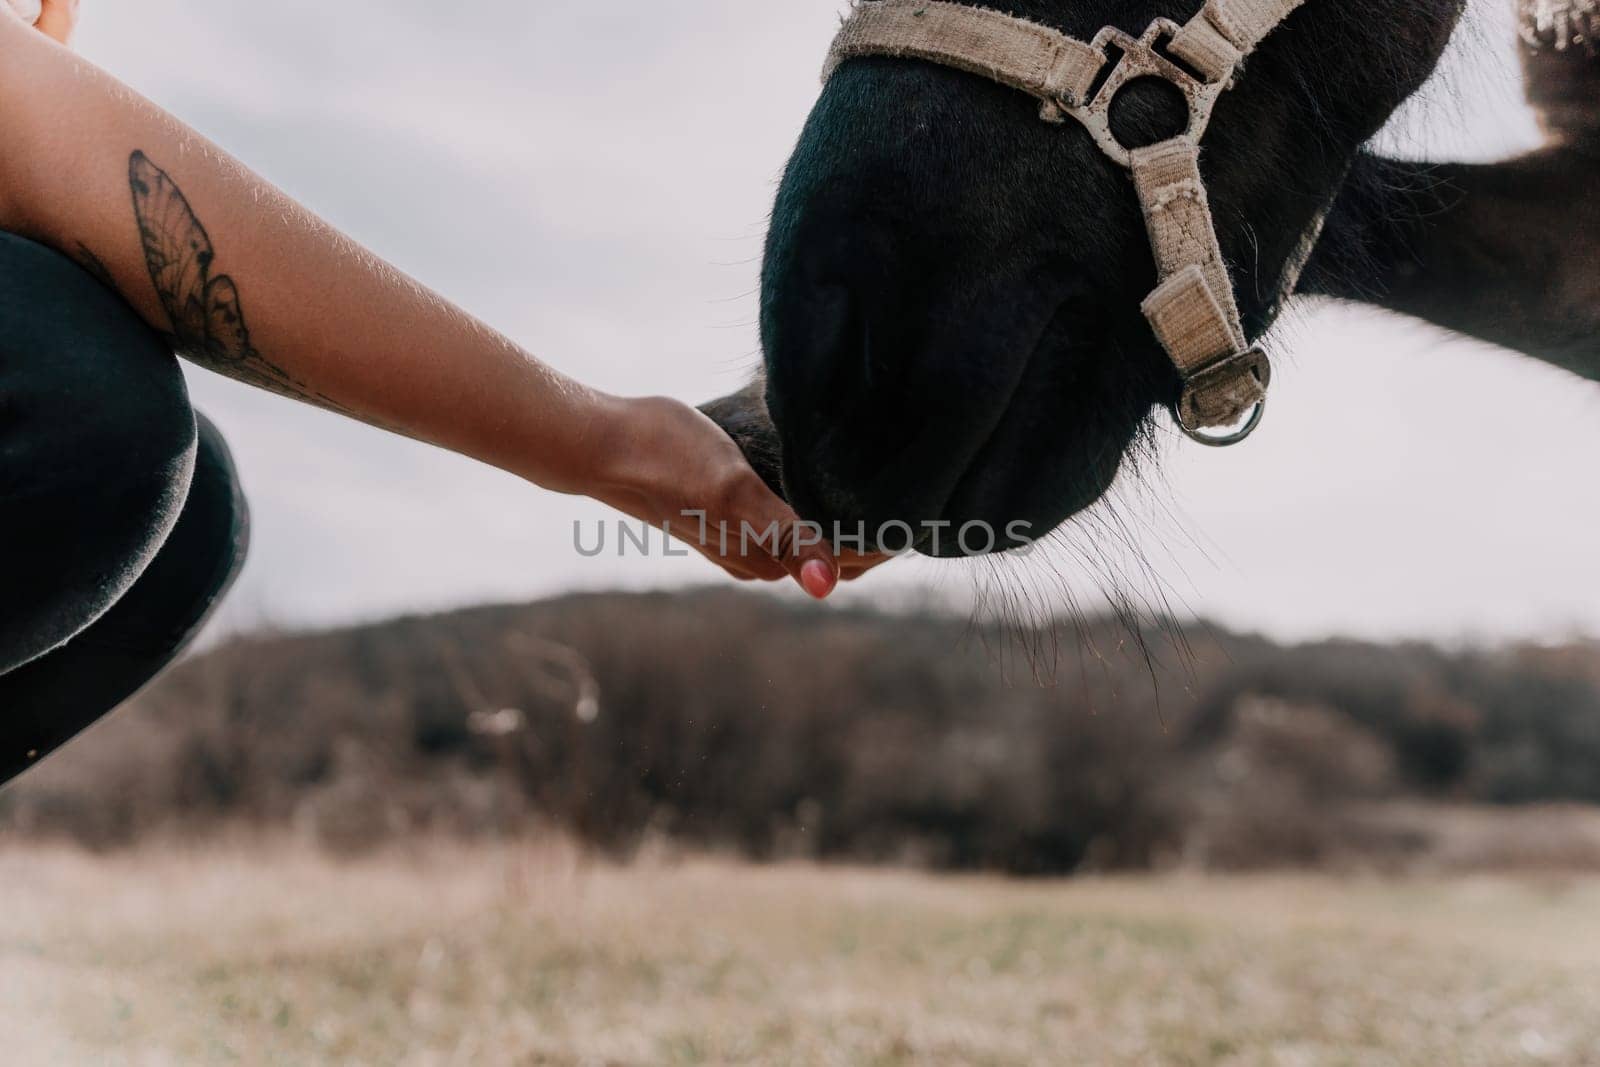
{"left": 825, "top": 0, "right": 1307, "bottom": 446}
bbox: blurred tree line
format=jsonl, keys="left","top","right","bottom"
{"left": 5, "top": 590, "right": 1600, "bottom": 872}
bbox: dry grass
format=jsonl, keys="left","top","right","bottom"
{"left": 3, "top": 840, "right": 1600, "bottom": 1066}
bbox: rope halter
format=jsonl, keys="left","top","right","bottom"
{"left": 824, "top": 0, "right": 1309, "bottom": 446}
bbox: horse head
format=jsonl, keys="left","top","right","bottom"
{"left": 706, "top": 0, "right": 1466, "bottom": 555}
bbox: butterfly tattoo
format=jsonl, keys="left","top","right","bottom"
{"left": 127, "top": 150, "right": 351, "bottom": 413}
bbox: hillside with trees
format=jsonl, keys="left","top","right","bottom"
{"left": 7, "top": 590, "right": 1600, "bottom": 872}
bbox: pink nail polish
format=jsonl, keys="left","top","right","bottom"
{"left": 800, "top": 560, "right": 835, "bottom": 600}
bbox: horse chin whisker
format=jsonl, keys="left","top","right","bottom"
{"left": 961, "top": 551, "right": 1071, "bottom": 687}
{"left": 958, "top": 423, "right": 1206, "bottom": 702}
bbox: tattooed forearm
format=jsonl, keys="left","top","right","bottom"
{"left": 124, "top": 150, "right": 358, "bottom": 418}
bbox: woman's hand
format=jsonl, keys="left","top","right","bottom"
{"left": 587, "top": 396, "right": 885, "bottom": 597}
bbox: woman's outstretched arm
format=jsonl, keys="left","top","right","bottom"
{"left": 0, "top": 11, "right": 852, "bottom": 593}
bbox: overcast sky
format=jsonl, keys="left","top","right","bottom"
{"left": 71, "top": 0, "right": 1600, "bottom": 644}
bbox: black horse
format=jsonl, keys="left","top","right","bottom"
{"left": 706, "top": 0, "right": 1599, "bottom": 555}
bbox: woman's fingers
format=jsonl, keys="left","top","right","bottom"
{"left": 718, "top": 554, "right": 786, "bottom": 584}
{"left": 737, "top": 481, "right": 838, "bottom": 599}
{"left": 34, "top": 0, "right": 77, "bottom": 44}
{"left": 706, "top": 515, "right": 831, "bottom": 593}
{"left": 783, "top": 521, "right": 839, "bottom": 600}
{"left": 592, "top": 397, "right": 864, "bottom": 597}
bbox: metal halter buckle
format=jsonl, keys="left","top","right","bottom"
{"left": 1061, "top": 19, "right": 1270, "bottom": 447}
{"left": 1175, "top": 346, "right": 1272, "bottom": 447}
{"left": 1054, "top": 19, "right": 1232, "bottom": 169}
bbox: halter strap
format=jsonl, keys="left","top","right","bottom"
{"left": 825, "top": 0, "right": 1307, "bottom": 445}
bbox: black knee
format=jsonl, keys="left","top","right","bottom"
{"left": 106, "top": 410, "right": 252, "bottom": 655}
{"left": 0, "top": 232, "right": 196, "bottom": 672}
{"left": 0, "top": 409, "right": 249, "bottom": 786}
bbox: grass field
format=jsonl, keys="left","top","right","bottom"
{"left": 3, "top": 841, "right": 1600, "bottom": 1066}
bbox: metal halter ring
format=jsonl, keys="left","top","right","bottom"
{"left": 1173, "top": 345, "right": 1272, "bottom": 446}
{"left": 1056, "top": 19, "right": 1231, "bottom": 169}
{"left": 1177, "top": 399, "right": 1267, "bottom": 447}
